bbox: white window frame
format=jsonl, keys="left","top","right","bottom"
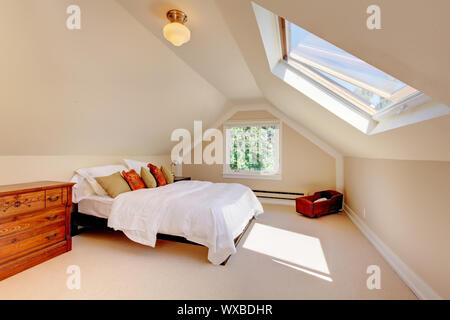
{"left": 282, "top": 19, "right": 425, "bottom": 116}
{"left": 251, "top": 3, "right": 450, "bottom": 135}
{"left": 223, "top": 120, "right": 282, "bottom": 180}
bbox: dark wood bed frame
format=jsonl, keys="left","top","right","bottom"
{"left": 71, "top": 209, "right": 254, "bottom": 266}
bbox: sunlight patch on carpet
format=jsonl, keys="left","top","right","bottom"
{"left": 243, "top": 223, "right": 330, "bottom": 275}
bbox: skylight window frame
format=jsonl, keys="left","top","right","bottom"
{"left": 287, "top": 54, "right": 378, "bottom": 115}
{"left": 278, "top": 17, "right": 421, "bottom": 116}
{"left": 251, "top": 3, "right": 444, "bottom": 135}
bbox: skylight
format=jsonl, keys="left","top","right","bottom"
{"left": 252, "top": 2, "right": 446, "bottom": 134}
{"left": 280, "top": 18, "right": 419, "bottom": 113}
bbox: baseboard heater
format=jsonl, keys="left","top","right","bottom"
{"left": 252, "top": 190, "right": 304, "bottom": 201}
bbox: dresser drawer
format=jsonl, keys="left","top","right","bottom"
{"left": 0, "top": 181, "right": 74, "bottom": 281}
{"left": 45, "top": 188, "right": 66, "bottom": 208}
{"left": 0, "top": 241, "right": 68, "bottom": 281}
{"left": 0, "top": 207, "right": 65, "bottom": 238}
{"left": 0, "top": 224, "right": 66, "bottom": 264}
{"left": 0, "top": 191, "right": 45, "bottom": 218}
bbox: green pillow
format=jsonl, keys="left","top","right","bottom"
{"left": 161, "top": 166, "right": 174, "bottom": 184}
{"left": 95, "top": 172, "right": 131, "bottom": 198}
{"left": 141, "top": 167, "right": 157, "bottom": 188}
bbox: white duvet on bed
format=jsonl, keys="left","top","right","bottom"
{"left": 107, "top": 180, "right": 263, "bottom": 265}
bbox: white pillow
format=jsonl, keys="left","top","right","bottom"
{"left": 314, "top": 197, "right": 328, "bottom": 203}
{"left": 70, "top": 173, "right": 95, "bottom": 203}
{"left": 75, "top": 164, "right": 128, "bottom": 197}
{"left": 123, "top": 159, "right": 150, "bottom": 173}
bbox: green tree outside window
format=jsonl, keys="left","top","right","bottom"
{"left": 229, "top": 125, "right": 277, "bottom": 172}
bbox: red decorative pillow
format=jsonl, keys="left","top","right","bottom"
{"left": 122, "top": 169, "right": 146, "bottom": 191}
{"left": 147, "top": 163, "right": 167, "bottom": 187}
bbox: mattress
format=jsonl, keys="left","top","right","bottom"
{"left": 78, "top": 195, "right": 113, "bottom": 219}
{"left": 77, "top": 194, "right": 254, "bottom": 239}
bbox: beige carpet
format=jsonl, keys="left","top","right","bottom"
{"left": 0, "top": 204, "right": 416, "bottom": 299}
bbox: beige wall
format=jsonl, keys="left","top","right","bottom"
{"left": 0, "top": 155, "right": 170, "bottom": 186}
{"left": 344, "top": 157, "right": 450, "bottom": 298}
{"left": 183, "top": 111, "right": 336, "bottom": 194}
{"left": 0, "top": 0, "right": 226, "bottom": 156}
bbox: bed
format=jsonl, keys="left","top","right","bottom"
{"left": 72, "top": 170, "right": 263, "bottom": 265}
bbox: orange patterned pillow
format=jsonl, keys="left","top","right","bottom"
{"left": 147, "top": 163, "right": 167, "bottom": 187}
{"left": 122, "top": 169, "right": 146, "bottom": 191}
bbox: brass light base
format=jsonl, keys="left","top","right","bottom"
{"left": 166, "top": 9, "right": 188, "bottom": 24}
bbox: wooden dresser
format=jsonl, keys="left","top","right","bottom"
{"left": 0, "top": 181, "right": 74, "bottom": 281}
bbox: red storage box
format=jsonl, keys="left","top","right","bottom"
{"left": 296, "top": 190, "right": 343, "bottom": 218}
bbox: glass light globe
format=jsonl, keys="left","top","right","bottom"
{"left": 163, "top": 22, "right": 191, "bottom": 47}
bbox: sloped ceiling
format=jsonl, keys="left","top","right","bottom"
{"left": 216, "top": 0, "right": 450, "bottom": 161}
{"left": 1, "top": 0, "right": 449, "bottom": 161}
{"left": 254, "top": 0, "right": 450, "bottom": 107}
{"left": 116, "top": 0, "right": 261, "bottom": 101}
{"left": 0, "top": 0, "right": 228, "bottom": 155}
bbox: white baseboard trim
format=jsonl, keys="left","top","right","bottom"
{"left": 259, "top": 198, "right": 294, "bottom": 206}
{"left": 344, "top": 203, "right": 442, "bottom": 300}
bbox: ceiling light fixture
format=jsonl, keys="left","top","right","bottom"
{"left": 163, "top": 9, "right": 190, "bottom": 47}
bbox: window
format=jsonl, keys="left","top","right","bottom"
{"left": 279, "top": 17, "right": 421, "bottom": 115}
{"left": 223, "top": 121, "right": 281, "bottom": 180}
{"left": 252, "top": 3, "right": 445, "bottom": 135}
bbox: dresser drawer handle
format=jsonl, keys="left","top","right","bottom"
{"left": 47, "top": 195, "right": 60, "bottom": 202}
{"left": 46, "top": 233, "right": 58, "bottom": 240}
{"left": 46, "top": 214, "right": 59, "bottom": 220}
